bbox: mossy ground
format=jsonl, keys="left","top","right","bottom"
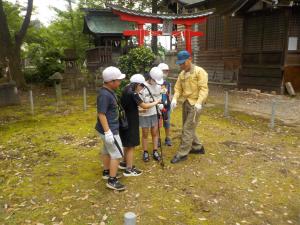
{"left": 0, "top": 90, "right": 299, "bottom": 225}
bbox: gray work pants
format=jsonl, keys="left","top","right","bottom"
{"left": 177, "top": 100, "right": 202, "bottom": 156}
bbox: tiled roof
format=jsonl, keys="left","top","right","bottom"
{"left": 106, "top": 3, "right": 215, "bottom": 19}
{"left": 178, "top": 0, "right": 206, "bottom": 5}
{"left": 83, "top": 10, "right": 134, "bottom": 35}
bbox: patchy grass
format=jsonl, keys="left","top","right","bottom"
{"left": 0, "top": 91, "right": 299, "bottom": 225}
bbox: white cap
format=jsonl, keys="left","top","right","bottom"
{"left": 157, "top": 63, "right": 169, "bottom": 71}
{"left": 102, "top": 66, "right": 125, "bottom": 82}
{"left": 130, "top": 74, "right": 146, "bottom": 84}
{"left": 149, "top": 67, "right": 164, "bottom": 85}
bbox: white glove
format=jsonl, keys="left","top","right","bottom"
{"left": 170, "top": 99, "right": 177, "bottom": 111}
{"left": 158, "top": 104, "right": 164, "bottom": 111}
{"left": 104, "top": 130, "right": 114, "bottom": 145}
{"left": 194, "top": 103, "right": 202, "bottom": 112}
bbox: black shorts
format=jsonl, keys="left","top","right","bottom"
{"left": 119, "top": 114, "right": 140, "bottom": 147}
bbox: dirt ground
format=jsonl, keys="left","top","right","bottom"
{"left": 208, "top": 84, "right": 300, "bottom": 127}
{"left": 0, "top": 88, "right": 299, "bottom": 225}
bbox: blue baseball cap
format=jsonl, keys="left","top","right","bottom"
{"left": 176, "top": 50, "right": 191, "bottom": 65}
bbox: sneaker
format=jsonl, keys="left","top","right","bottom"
{"left": 118, "top": 161, "right": 127, "bottom": 170}
{"left": 153, "top": 150, "right": 161, "bottom": 161}
{"left": 189, "top": 146, "right": 205, "bottom": 154}
{"left": 165, "top": 137, "right": 172, "bottom": 146}
{"left": 102, "top": 170, "right": 122, "bottom": 180}
{"left": 170, "top": 154, "right": 187, "bottom": 164}
{"left": 106, "top": 177, "right": 125, "bottom": 191}
{"left": 123, "top": 166, "right": 143, "bottom": 177}
{"left": 143, "top": 151, "right": 150, "bottom": 162}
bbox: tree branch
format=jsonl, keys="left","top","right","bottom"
{"left": 15, "top": 0, "right": 33, "bottom": 47}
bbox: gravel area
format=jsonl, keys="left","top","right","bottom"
{"left": 208, "top": 84, "right": 300, "bottom": 127}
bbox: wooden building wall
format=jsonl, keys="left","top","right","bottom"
{"left": 177, "top": 11, "right": 243, "bottom": 83}
{"left": 284, "top": 8, "right": 300, "bottom": 92}
{"left": 197, "top": 16, "right": 243, "bottom": 82}
{"left": 177, "top": 1, "right": 300, "bottom": 93}
{"left": 238, "top": 9, "right": 287, "bottom": 92}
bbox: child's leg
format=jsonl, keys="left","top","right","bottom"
{"left": 142, "top": 128, "right": 149, "bottom": 151}
{"left": 151, "top": 124, "right": 159, "bottom": 150}
{"left": 164, "top": 110, "right": 171, "bottom": 139}
{"left": 102, "top": 154, "right": 111, "bottom": 171}
{"left": 124, "top": 146, "right": 143, "bottom": 176}
{"left": 151, "top": 124, "right": 161, "bottom": 161}
{"left": 142, "top": 128, "right": 150, "bottom": 162}
{"left": 109, "top": 158, "right": 120, "bottom": 177}
{"left": 165, "top": 127, "right": 170, "bottom": 139}
{"left": 125, "top": 147, "right": 134, "bottom": 168}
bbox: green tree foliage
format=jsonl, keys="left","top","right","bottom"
{"left": 46, "top": 7, "right": 89, "bottom": 62}
{"left": 23, "top": 1, "right": 89, "bottom": 84}
{"left": 118, "top": 46, "right": 155, "bottom": 78}
{"left": 2, "top": 1, "right": 22, "bottom": 35}
{"left": 3, "top": 0, "right": 170, "bottom": 85}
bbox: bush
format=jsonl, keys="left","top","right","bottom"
{"left": 25, "top": 51, "right": 64, "bottom": 85}
{"left": 24, "top": 68, "right": 39, "bottom": 83}
{"left": 35, "top": 51, "right": 64, "bottom": 85}
{"left": 118, "top": 47, "right": 155, "bottom": 79}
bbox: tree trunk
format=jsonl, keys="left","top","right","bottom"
{"left": 0, "top": 0, "right": 11, "bottom": 66}
{"left": 0, "top": 0, "right": 33, "bottom": 88}
{"left": 151, "top": 0, "right": 158, "bottom": 54}
{"left": 9, "top": 47, "right": 26, "bottom": 88}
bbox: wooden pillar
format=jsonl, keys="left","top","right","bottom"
{"left": 137, "top": 24, "right": 144, "bottom": 46}
{"left": 185, "top": 25, "right": 192, "bottom": 53}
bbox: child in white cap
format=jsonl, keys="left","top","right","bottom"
{"left": 139, "top": 67, "right": 164, "bottom": 162}
{"left": 95, "top": 66, "right": 126, "bottom": 191}
{"left": 119, "top": 74, "right": 160, "bottom": 175}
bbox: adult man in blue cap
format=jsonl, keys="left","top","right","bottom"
{"left": 170, "top": 50, "right": 208, "bottom": 164}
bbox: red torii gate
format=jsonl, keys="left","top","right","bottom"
{"left": 106, "top": 4, "right": 215, "bottom": 53}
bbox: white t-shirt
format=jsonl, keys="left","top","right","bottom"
{"left": 139, "top": 81, "right": 162, "bottom": 117}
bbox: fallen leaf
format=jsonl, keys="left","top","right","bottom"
{"left": 158, "top": 216, "right": 167, "bottom": 220}
{"left": 62, "top": 211, "right": 69, "bottom": 216}
{"left": 82, "top": 194, "right": 89, "bottom": 200}
{"left": 251, "top": 178, "right": 257, "bottom": 184}
{"left": 102, "top": 214, "right": 108, "bottom": 221}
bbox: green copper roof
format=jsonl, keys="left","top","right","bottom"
{"left": 83, "top": 11, "right": 134, "bottom": 35}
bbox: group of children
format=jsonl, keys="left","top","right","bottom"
{"left": 95, "top": 63, "right": 172, "bottom": 191}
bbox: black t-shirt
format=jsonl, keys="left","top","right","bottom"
{"left": 119, "top": 84, "right": 143, "bottom": 147}
{"left": 95, "top": 88, "right": 119, "bottom": 135}
{"left": 121, "top": 84, "right": 143, "bottom": 116}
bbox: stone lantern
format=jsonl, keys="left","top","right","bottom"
{"left": 62, "top": 49, "right": 80, "bottom": 90}
{"left": 49, "top": 72, "right": 63, "bottom": 104}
